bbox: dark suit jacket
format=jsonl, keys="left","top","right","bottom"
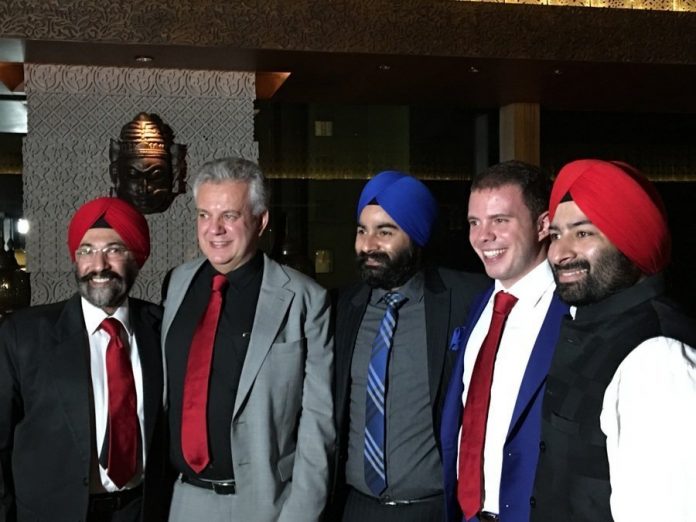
{"left": 0, "top": 294, "right": 171, "bottom": 522}
{"left": 330, "top": 267, "right": 489, "bottom": 512}
{"left": 440, "top": 287, "right": 568, "bottom": 522}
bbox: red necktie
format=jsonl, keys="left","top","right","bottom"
{"left": 100, "top": 317, "right": 138, "bottom": 489}
{"left": 458, "top": 290, "right": 518, "bottom": 519}
{"left": 181, "top": 273, "right": 229, "bottom": 473}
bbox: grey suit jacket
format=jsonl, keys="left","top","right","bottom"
{"left": 162, "top": 253, "right": 335, "bottom": 522}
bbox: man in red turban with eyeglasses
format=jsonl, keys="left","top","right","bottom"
{"left": 530, "top": 160, "right": 696, "bottom": 522}
{"left": 0, "top": 197, "right": 171, "bottom": 522}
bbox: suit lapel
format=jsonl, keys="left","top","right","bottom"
{"left": 424, "top": 276, "right": 451, "bottom": 405}
{"left": 161, "top": 259, "right": 204, "bottom": 344}
{"left": 341, "top": 286, "right": 370, "bottom": 367}
{"left": 335, "top": 284, "right": 370, "bottom": 425}
{"left": 49, "top": 294, "right": 92, "bottom": 467}
{"left": 441, "top": 287, "right": 492, "bottom": 445}
{"left": 233, "top": 255, "right": 292, "bottom": 418}
{"left": 130, "top": 300, "right": 162, "bottom": 453}
{"left": 506, "top": 295, "right": 569, "bottom": 439}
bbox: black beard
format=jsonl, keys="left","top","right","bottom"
{"left": 356, "top": 246, "right": 421, "bottom": 290}
{"left": 75, "top": 263, "right": 137, "bottom": 310}
{"left": 553, "top": 248, "right": 641, "bottom": 306}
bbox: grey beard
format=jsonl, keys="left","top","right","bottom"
{"left": 75, "top": 264, "right": 137, "bottom": 310}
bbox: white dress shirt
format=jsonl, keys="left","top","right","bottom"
{"left": 600, "top": 335, "right": 696, "bottom": 522}
{"left": 459, "top": 261, "right": 556, "bottom": 513}
{"left": 82, "top": 297, "right": 146, "bottom": 492}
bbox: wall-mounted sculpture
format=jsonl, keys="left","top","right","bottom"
{"left": 109, "top": 112, "right": 187, "bottom": 214}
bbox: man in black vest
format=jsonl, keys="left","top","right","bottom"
{"left": 531, "top": 159, "right": 696, "bottom": 521}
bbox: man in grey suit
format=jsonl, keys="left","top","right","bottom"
{"left": 162, "top": 157, "right": 334, "bottom": 522}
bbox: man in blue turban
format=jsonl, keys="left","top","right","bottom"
{"left": 331, "top": 171, "right": 489, "bottom": 522}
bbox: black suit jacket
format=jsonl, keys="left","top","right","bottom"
{"left": 330, "top": 267, "right": 489, "bottom": 510}
{"left": 0, "top": 294, "right": 171, "bottom": 522}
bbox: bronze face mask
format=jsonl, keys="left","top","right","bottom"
{"left": 109, "top": 112, "right": 187, "bottom": 214}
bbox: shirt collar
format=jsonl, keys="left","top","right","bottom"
{"left": 494, "top": 260, "right": 555, "bottom": 307}
{"left": 81, "top": 296, "right": 132, "bottom": 336}
{"left": 206, "top": 250, "right": 263, "bottom": 290}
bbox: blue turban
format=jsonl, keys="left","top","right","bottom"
{"left": 357, "top": 170, "right": 438, "bottom": 247}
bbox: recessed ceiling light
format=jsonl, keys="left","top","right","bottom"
{"left": 135, "top": 55, "right": 154, "bottom": 63}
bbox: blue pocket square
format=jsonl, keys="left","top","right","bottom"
{"left": 449, "top": 326, "right": 466, "bottom": 351}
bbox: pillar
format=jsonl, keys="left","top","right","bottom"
{"left": 499, "top": 102, "right": 540, "bottom": 166}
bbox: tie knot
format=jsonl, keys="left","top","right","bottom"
{"left": 493, "top": 291, "right": 518, "bottom": 316}
{"left": 384, "top": 291, "right": 407, "bottom": 309}
{"left": 100, "top": 317, "right": 123, "bottom": 338}
{"left": 212, "top": 274, "right": 229, "bottom": 293}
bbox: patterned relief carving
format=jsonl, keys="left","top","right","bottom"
{"left": 25, "top": 65, "right": 255, "bottom": 98}
{"left": 24, "top": 64, "right": 256, "bottom": 304}
{"left": 2, "top": 1, "right": 695, "bottom": 66}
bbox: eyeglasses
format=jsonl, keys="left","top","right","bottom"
{"left": 75, "top": 245, "right": 130, "bottom": 260}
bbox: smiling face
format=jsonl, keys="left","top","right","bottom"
{"left": 354, "top": 204, "right": 420, "bottom": 289}
{"left": 548, "top": 200, "right": 642, "bottom": 305}
{"left": 468, "top": 183, "right": 549, "bottom": 288}
{"left": 196, "top": 180, "right": 269, "bottom": 274}
{"left": 74, "top": 227, "right": 138, "bottom": 313}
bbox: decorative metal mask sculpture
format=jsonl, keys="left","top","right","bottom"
{"left": 110, "top": 112, "right": 187, "bottom": 214}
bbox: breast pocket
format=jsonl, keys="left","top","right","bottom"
{"left": 269, "top": 338, "right": 305, "bottom": 364}
{"left": 269, "top": 338, "right": 305, "bottom": 378}
{"left": 549, "top": 411, "right": 580, "bottom": 435}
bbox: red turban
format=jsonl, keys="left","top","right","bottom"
{"left": 549, "top": 159, "right": 670, "bottom": 275}
{"left": 67, "top": 197, "right": 150, "bottom": 267}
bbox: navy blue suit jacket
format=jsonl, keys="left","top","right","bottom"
{"left": 440, "top": 286, "right": 568, "bottom": 522}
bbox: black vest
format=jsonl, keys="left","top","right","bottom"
{"left": 531, "top": 275, "right": 696, "bottom": 521}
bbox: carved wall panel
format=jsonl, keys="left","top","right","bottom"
{"left": 24, "top": 64, "right": 256, "bottom": 304}
{"left": 2, "top": 1, "right": 695, "bottom": 66}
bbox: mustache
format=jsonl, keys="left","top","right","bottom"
{"left": 357, "top": 252, "right": 390, "bottom": 265}
{"left": 552, "top": 260, "right": 591, "bottom": 273}
{"left": 78, "top": 269, "right": 124, "bottom": 283}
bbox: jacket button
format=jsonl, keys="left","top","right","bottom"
{"left": 82, "top": 477, "right": 88, "bottom": 486}
{"left": 539, "top": 441, "right": 546, "bottom": 452}
{"left": 530, "top": 496, "right": 536, "bottom": 507}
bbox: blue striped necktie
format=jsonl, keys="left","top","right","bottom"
{"left": 364, "top": 291, "right": 407, "bottom": 496}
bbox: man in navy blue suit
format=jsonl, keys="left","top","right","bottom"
{"left": 440, "top": 161, "right": 568, "bottom": 522}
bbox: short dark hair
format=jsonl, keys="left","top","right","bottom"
{"left": 471, "top": 160, "right": 551, "bottom": 219}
